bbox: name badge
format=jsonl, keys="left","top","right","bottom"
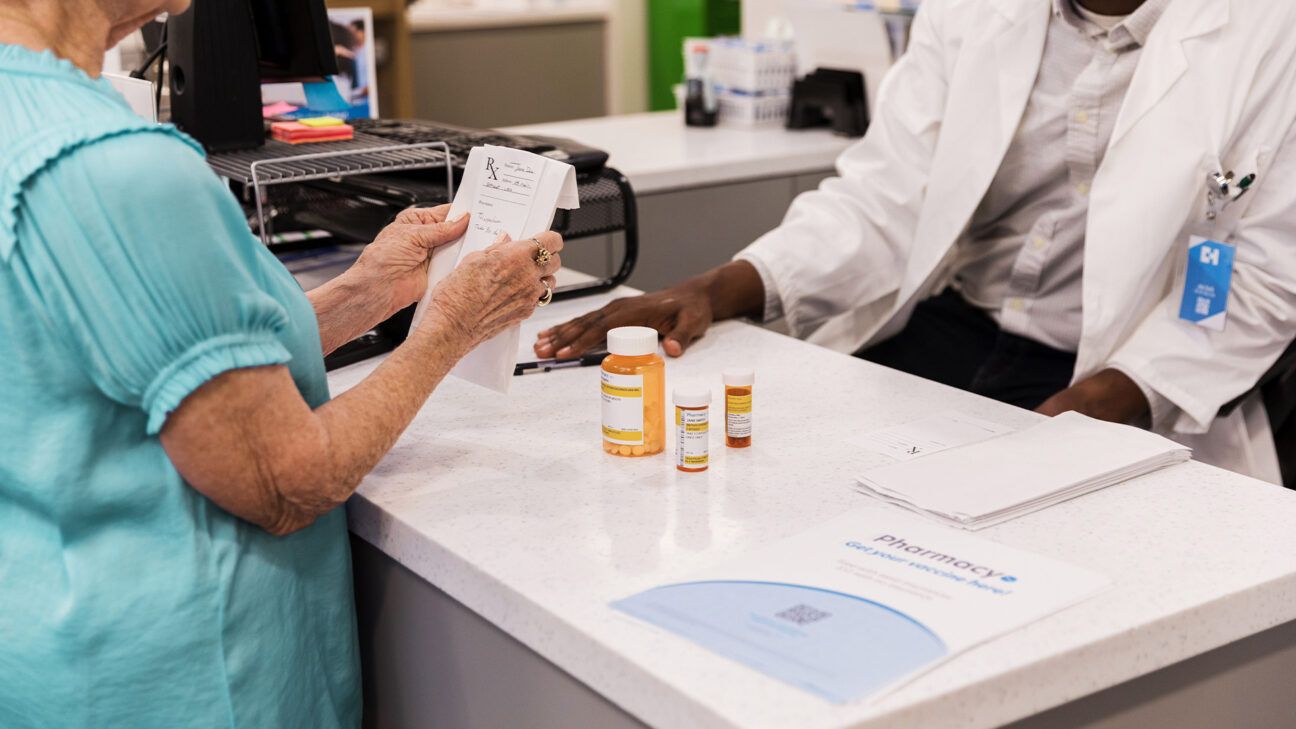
{"left": 1178, "top": 236, "right": 1236, "bottom": 332}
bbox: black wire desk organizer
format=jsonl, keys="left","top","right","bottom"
{"left": 207, "top": 130, "right": 639, "bottom": 369}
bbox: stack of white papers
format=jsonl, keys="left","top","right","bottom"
{"left": 854, "top": 412, "right": 1191, "bottom": 530}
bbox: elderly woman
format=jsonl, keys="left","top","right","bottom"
{"left": 0, "top": 1, "right": 562, "bottom": 727}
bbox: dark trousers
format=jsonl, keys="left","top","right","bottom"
{"left": 857, "top": 290, "right": 1078, "bottom": 410}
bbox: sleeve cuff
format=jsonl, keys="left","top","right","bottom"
{"left": 142, "top": 333, "right": 293, "bottom": 435}
{"left": 1107, "top": 363, "right": 1180, "bottom": 433}
{"left": 734, "top": 252, "right": 785, "bottom": 324}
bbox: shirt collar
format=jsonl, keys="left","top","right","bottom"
{"left": 1054, "top": 0, "right": 1172, "bottom": 49}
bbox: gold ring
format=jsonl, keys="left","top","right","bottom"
{"left": 538, "top": 279, "right": 554, "bottom": 307}
{"left": 531, "top": 238, "right": 552, "bottom": 267}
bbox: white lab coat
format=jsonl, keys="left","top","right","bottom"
{"left": 741, "top": 0, "right": 1296, "bottom": 483}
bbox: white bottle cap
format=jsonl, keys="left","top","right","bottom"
{"left": 722, "top": 369, "right": 755, "bottom": 387}
{"left": 607, "top": 326, "right": 659, "bottom": 356}
{"left": 673, "top": 386, "right": 712, "bottom": 409}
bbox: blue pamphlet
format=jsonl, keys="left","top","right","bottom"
{"left": 1178, "top": 236, "right": 1236, "bottom": 332}
{"left": 613, "top": 511, "right": 1109, "bottom": 704}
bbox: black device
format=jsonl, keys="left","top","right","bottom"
{"left": 787, "top": 68, "right": 870, "bottom": 137}
{"left": 167, "top": 0, "right": 339, "bottom": 152}
{"left": 349, "top": 118, "right": 611, "bottom": 177}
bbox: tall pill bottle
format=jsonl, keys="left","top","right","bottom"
{"left": 723, "top": 369, "right": 754, "bottom": 448}
{"left": 674, "top": 386, "right": 712, "bottom": 472}
{"left": 601, "top": 327, "right": 666, "bottom": 457}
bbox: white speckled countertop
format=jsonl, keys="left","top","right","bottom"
{"left": 504, "top": 112, "right": 857, "bottom": 195}
{"left": 328, "top": 288, "right": 1296, "bottom": 729}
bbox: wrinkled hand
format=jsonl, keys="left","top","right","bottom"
{"left": 425, "top": 231, "right": 564, "bottom": 350}
{"left": 1036, "top": 368, "right": 1151, "bottom": 425}
{"left": 534, "top": 280, "right": 715, "bottom": 359}
{"left": 350, "top": 205, "right": 471, "bottom": 319}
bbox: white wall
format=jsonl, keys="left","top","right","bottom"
{"left": 742, "top": 0, "right": 786, "bottom": 37}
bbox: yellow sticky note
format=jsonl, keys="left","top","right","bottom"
{"left": 299, "top": 116, "right": 345, "bottom": 128}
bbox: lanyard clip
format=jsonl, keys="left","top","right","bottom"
{"left": 1206, "top": 171, "right": 1257, "bottom": 221}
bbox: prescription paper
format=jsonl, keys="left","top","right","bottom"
{"left": 410, "top": 145, "right": 579, "bottom": 392}
{"left": 852, "top": 411, "right": 1014, "bottom": 462}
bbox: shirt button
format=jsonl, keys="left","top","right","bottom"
{"left": 1032, "top": 236, "right": 1048, "bottom": 251}
{"left": 1007, "top": 298, "right": 1027, "bottom": 312}
{"left": 1076, "top": 182, "right": 1091, "bottom": 196}
{"left": 1075, "top": 111, "right": 1090, "bottom": 124}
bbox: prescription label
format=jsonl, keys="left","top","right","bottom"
{"left": 726, "top": 393, "right": 753, "bottom": 438}
{"left": 676, "top": 408, "right": 710, "bottom": 470}
{"left": 602, "top": 371, "right": 645, "bottom": 445}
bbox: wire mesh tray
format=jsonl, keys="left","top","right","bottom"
{"left": 208, "top": 133, "right": 454, "bottom": 245}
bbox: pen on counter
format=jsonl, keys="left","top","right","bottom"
{"left": 514, "top": 351, "right": 607, "bottom": 376}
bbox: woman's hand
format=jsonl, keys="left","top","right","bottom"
{"left": 167, "top": 229, "right": 563, "bottom": 537}
{"left": 351, "top": 205, "right": 471, "bottom": 319}
{"left": 309, "top": 205, "right": 471, "bottom": 356}
{"left": 423, "top": 231, "right": 565, "bottom": 351}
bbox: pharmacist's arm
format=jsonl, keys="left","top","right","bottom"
{"left": 536, "top": 260, "right": 765, "bottom": 358}
{"left": 536, "top": 0, "right": 953, "bottom": 356}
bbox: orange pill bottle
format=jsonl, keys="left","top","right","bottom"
{"left": 723, "top": 369, "right": 754, "bottom": 448}
{"left": 674, "top": 386, "right": 712, "bottom": 473}
{"left": 601, "top": 327, "right": 666, "bottom": 457}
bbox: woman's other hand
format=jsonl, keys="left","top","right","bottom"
{"left": 423, "top": 232, "right": 564, "bottom": 350}
{"left": 351, "top": 204, "right": 470, "bottom": 318}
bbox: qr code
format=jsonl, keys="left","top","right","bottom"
{"left": 775, "top": 604, "right": 832, "bottom": 626}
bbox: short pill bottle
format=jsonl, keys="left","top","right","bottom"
{"left": 674, "top": 387, "right": 712, "bottom": 473}
{"left": 723, "top": 369, "right": 755, "bottom": 448}
{"left": 601, "top": 327, "right": 666, "bottom": 457}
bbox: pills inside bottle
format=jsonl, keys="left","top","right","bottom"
{"left": 674, "top": 386, "right": 712, "bottom": 472}
{"left": 723, "top": 369, "right": 754, "bottom": 448}
{"left": 601, "top": 327, "right": 666, "bottom": 457}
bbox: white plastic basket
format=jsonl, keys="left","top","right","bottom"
{"left": 710, "top": 38, "right": 797, "bottom": 96}
{"left": 717, "top": 89, "right": 791, "bottom": 127}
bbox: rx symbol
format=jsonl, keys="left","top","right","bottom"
{"left": 1200, "top": 246, "right": 1221, "bottom": 266}
{"left": 486, "top": 157, "right": 499, "bottom": 180}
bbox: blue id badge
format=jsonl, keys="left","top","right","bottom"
{"left": 1178, "top": 236, "right": 1236, "bottom": 332}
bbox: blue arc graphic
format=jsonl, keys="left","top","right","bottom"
{"left": 614, "top": 580, "right": 948, "bottom": 703}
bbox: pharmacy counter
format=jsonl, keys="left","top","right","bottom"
{"left": 507, "top": 111, "right": 856, "bottom": 195}
{"left": 331, "top": 289, "right": 1296, "bottom": 729}
{"left": 504, "top": 112, "right": 858, "bottom": 291}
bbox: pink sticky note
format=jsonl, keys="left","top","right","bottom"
{"left": 262, "top": 101, "right": 300, "bottom": 118}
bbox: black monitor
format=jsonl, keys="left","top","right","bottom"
{"left": 167, "top": 0, "right": 340, "bottom": 152}
{"left": 249, "top": 0, "right": 339, "bottom": 82}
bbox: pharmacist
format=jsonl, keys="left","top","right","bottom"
{"left": 536, "top": 0, "right": 1296, "bottom": 483}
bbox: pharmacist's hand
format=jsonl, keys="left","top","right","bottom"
{"left": 1036, "top": 368, "right": 1150, "bottom": 425}
{"left": 535, "top": 280, "right": 714, "bottom": 359}
{"left": 351, "top": 205, "right": 470, "bottom": 318}
{"left": 425, "top": 232, "right": 564, "bottom": 350}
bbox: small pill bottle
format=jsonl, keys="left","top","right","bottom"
{"left": 674, "top": 387, "right": 712, "bottom": 473}
{"left": 601, "top": 327, "right": 666, "bottom": 457}
{"left": 723, "top": 369, "right": 755, "bottom": 448}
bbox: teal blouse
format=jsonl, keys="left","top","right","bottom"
{"left": 0, "top": 46, "right": 359, "bottom": 728}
